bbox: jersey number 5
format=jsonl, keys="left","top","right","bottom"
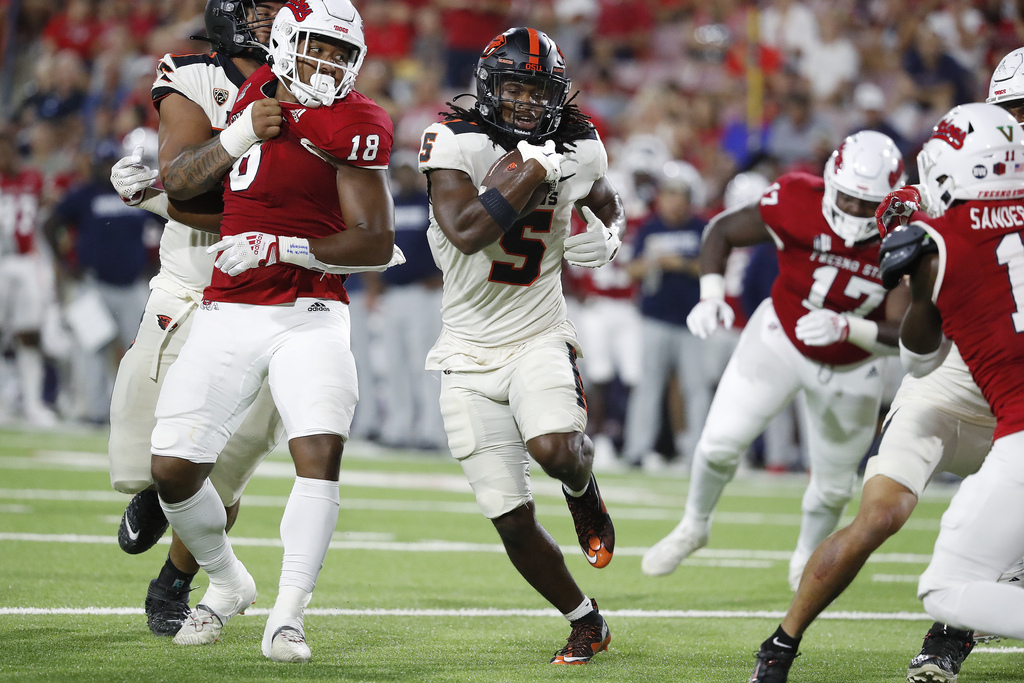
{"left": 489, "top": 211, "right": 553, "bottom": 286}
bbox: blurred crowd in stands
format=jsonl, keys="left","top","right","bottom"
{"left": 0, "top": 0, "right": 1019, "bottom": 471}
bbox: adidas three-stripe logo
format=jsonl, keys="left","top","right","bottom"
{"left": 307, "top": 301, "right": 330, "bottom": 312}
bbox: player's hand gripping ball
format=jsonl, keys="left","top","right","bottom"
{"left": 482, "top": 148, "right": 553, "bottom": 219}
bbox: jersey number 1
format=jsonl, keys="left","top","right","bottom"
{"left": 996, "top": 232, "right": 1024, "bottom": 333}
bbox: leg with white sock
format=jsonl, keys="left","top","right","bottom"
{"left": 153, "top": 459, "right": 257, "bottom": 645}
{"left": 263, "top": 435, "right": 343, "bottom": 663}
{"left": 920, "top": 433, "right": 1024, "bottom": 639}
{"left": 789, "top": 363, "right": 882, "bottom": 590}
{"left": 642, "top": 309, "right": 801, "bottom": 577}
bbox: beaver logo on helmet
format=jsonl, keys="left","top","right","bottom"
{"left": 474, "top": 27, "right": 571, "bottom": 142}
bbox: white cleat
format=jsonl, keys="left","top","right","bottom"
{"left": 641, "top": 520, "right": 709, "bottom": 576}
{"left": 265, "top": 625, "right": 311, "bottom": 663}
{"left": 173, "top": 570, "right": 257, "bottom": 645}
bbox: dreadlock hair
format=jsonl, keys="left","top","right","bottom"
{"left": 439, "top": 93, "right": 594, "bottom": 154}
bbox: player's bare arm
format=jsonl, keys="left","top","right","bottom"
{"left": 900, "top": 252, "right": 944, "bottom": 354}
{"left": 699, "top": 203, "right": 771, "bottom": 275}
{"left": 161, "top": 96, "right": 282, "bottom": 201}
{"left": 576, "top": 176, "right": 624, "bottom": 236}
{"left": 307, "top": 164, "right": 395, "bottom": 266}
{"left": 428, "top": 161, "right": 549, "bottom": 254}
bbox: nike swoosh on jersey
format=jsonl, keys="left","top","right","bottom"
{"left": 559, "top": 173, "right": 576, "bottom": 182}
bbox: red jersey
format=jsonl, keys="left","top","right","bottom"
{"left": 923, "top": 200, "right": 1024, "bottom": 439}
{"left": 564, "top": 213, "right": 638, "bottom": 300}
{"left": 758, "top": 172, "right": 888, "bottom": 366}
{"left": 205, "top": 65, "right": 394, "bottom": 305}
{"left": 0, "top": 168, "right": 44, "bottom": 256}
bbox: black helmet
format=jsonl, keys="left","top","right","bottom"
{"left": 202, "top": 0, "right": 273, "bottom": 56}
{"left": 475, "top": 27, "right": 570, "bottom": 142}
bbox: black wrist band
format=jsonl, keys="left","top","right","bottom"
{"left": 478, "top": 187, "right": 518, "bottom": 233}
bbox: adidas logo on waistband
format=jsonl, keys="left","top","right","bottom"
{"left": 307, "top": 301, "right": 330, "bottom": 312}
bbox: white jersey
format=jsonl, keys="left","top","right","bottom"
{"left": 419, "top": 119, "right": 608, "bottom": 365}
{"left": 150, "top": 52, "right": 248, "bottom": 294}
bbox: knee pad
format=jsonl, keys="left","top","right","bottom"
{"left": 802, "top": 478, "right": 854, "bottom": 513}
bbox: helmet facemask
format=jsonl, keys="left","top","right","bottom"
{"left": 268, "top": 0, "right": 366, "bottom": 108}
{"left": 821, "top": 131, "right": 906, "bottom": 246}
{"left": 204, "top": 0, "right": 277, "bottom": 57}
{"left": 478, "top": 69, "right": 569, "bottom": 141}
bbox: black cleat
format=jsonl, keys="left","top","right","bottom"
{"left": 118, "top": 489, "right": 169, "bottom": 554}
{"left": 907, "top": 623, "right": 975, "bottom": 682}
{"left": 550, "top": 600, "right": 611, "bottom": 664}
{"left": 563, "top": 475, "right": 615, "bottom": 568}
{"left": 749, "top": 646, "right": 799, "bottom": 683}
{"left": 145, "top": 578, "right": 192, "bottom": 637}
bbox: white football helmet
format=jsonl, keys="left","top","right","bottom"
{"left": 988, "top": 48, "right": 1024, "bottom": 107}
{"left": 121, "top": 127, "right": 159, "bottom": 168}
{"left": 724, "top": 171, "right": 769, "bottom": 211}
{"left": 917, "top": 102, "right": 1024, "bottom": 215}
{"left": 268, "top": 0, "right": 365, "bottom": 108}
{"left": 660, "top": 160, "right": 706, "bottom": 210}
{"left": 822, "top": 130, "right": 906, "bottom": 245}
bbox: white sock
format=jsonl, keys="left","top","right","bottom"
{"left": 683, "top": 448, "right": 737, "bottom": 524}
{"left": 159, "top": 479, "right": 240, "bottom": 586}
{"left": 563, "top": 595, "right": 593, "bottom": 622}
{"left": 793, "top": 506, "right": 843, "bottom": 563}
{"left": 263, "top": 585, "right": 312, "bottom": 655}
{"left": 279, "top": 477, "right": 341, "bottom": 593}
{"left": 15, "top": 345, "right": 45, "bottom": 411}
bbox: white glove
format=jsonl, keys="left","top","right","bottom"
{"left": 516, "top": 139, "right": 563, "bottom": 185}
{"left": 795, "top": 309, "right": 849, "bottom": 346}
{"left": 563, "top": 206, "right": 621, "bottom": 268}
{"left": 110, "top": 145, "right": 159, "bottom": 206}
{"left": 315, "top": 244, "right": 407, "bottom": 274}
{"left": 207, "top": 231, "right": 279, "bottom": 277}
{"left": 686, "top": 299, "right": 734, "bottom": 338}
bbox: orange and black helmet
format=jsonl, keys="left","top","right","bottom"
{"left": 475, "top": 27, "right": 570, "bottom": 142}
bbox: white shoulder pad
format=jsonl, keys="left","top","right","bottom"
{"left": 418, "top": 122, "right": 476, "bottom": 178}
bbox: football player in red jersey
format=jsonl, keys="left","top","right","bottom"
{"left": 901, "top": 101, "right": 1024, "bottom": 660}
{"left": 418, "top": 27, "right": 622, "bottom": 664}
{"left": 642, "top": 131, "right": 911, "bottom": 591}
{"left": 0, "top": 130, "right": 55, "bottom": 426}
{"left": 104, "top": 0, "right": 291, "bottom": 641}
{"left": 748, "top": 54, "right": 1024, "bottom": 683}
{"left": 148, "top": 0, "right": 396, "bottom": 662}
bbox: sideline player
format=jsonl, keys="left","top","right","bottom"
{"left": 0, "top": 130, "right": 56, "bottom": 425}
{"left": 642, "top": 132, "right": 910, "bottom": 591}
{"left": 150, "top": 0, "right": 394, "bottom": 662}
{"left": 747, "top": 51, "right": 1024, "bottom": 683}
{"left": 418, "top": 27, "right": 621, "bottom": 664}
{"left": 105, "top": 0, "right": 287, "bottom": 638}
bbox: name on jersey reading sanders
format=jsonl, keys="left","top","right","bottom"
{"left": 810, "top": 252, "right": 881, "bottom": 279}
{"left": 970, "top": 205, "right": 1024, "bottom": 229}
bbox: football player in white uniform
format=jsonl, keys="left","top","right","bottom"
{"left": 106, "top": 0, "right": 287, "bottom": 638}
{"left": 418, "top": 27, "right": 623, "bottom": 664}
{"left": 748, "top": 51, "right": 1024, "bottom": 683}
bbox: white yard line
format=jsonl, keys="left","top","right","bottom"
{"left": 0, "top": 532, "right": 933, "bottom": 564}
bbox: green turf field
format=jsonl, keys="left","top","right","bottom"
{"left": 0, "top": 426, "right": 1019, "bottom": 682}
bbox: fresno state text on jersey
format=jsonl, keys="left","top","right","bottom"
{"left": 922, "top": 200, "right": 1024, "bottom": 439}
{"left": 759, "top": 172, "right": 888, "bottom": 366}
{"left": 206, "top": 64, "right": 393, "bottom": 305}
